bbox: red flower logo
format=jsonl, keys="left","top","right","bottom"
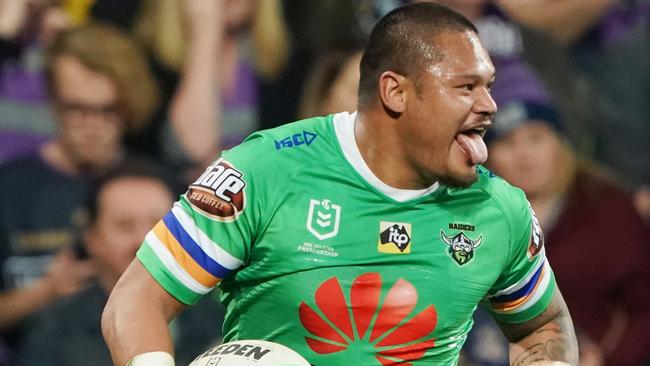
{"left": 299, "top": 273, "right": 437, "bottom": 365}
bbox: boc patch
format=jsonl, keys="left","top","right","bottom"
{"left": 186, "top": 158, "right": 246, "bottom": 221}
{"left": 378, "top": 222, "right": 412, "bottom": 254}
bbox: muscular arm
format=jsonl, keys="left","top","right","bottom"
{"left": 497, "top": 286, "right": 578, "bottom": 366}
{"left": 101, "top": 259, "right": 186, "bottom": 366}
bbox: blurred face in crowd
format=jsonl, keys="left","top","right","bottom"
{"left": 52, "top": 55, "right": 125, "bottom": 171}
{"left": 488, "top": 121, "right": 563, "bottom": 198}
{"left": 86, "top": 177, "right": 173, "bottom": 288}
{"left": 322, "top": 52, "right": 362, "bottom": 115}
{"left": 400, "top": 30, "right": 496, "bottom": 188}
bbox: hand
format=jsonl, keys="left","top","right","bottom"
{"left": 41, "top": 248, "right": 95, "bottom": 299}
{"left": 578, "top": 332, "right": 604, "bottom": 366}
{"left": 0, "top": 0, "right": 31, "bottom": 39}
{"left": 38, "top": 5, "right": 71, "bottom": 45}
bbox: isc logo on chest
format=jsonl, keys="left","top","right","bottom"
{"left": 187, "top": 158, "right": 246, "bottom": 221}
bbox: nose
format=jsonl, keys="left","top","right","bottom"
{"left": 473, "top": 87, "right": 497, "bottom": 117}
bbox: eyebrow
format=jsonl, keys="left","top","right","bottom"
{"left": 452, "top": 72, "right": 496, "bottom": 83}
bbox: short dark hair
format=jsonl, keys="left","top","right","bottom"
{"left": 358, "top": 2, "right": 478, "bottom": 107}
{"left": 85, "top": 158, "right": 176, "bottom": 225}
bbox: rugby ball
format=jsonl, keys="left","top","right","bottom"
{"left": 188, "top": 339, "right": 310, "bottom": 366}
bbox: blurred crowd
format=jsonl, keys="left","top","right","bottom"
{"left": 0, "top": 1, "right": 647, "bottom": 366}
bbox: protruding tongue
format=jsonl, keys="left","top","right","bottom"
{"left": 455, "top": 132, "right": 488, "bottom": 165}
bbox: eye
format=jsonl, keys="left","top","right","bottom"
{"left": 463, "top": 84, "right": 475, "bottom": 91}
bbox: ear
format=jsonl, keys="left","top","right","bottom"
{"left": 378, "top": 71, "right": 408, "bottom": 114}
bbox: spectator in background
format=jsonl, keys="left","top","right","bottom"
{"left": 0, "top": 21, "right": 159, "bottom": 364}
{"left": 298, "top": 46, "right": 363, "bottom": 119}
{"left": 425, "top": 0, "right": 593, "bottom": 141}
{"left": 494, "top": 0, "right": 650, "bottom": 223}
{"left": 263, "top": 0, "right": 376, "bottom": 129}
{"left": 133, "top": 0, "right": 290, "bottom": 174}
{"left": 464, "top": 95, "right": 650, "bottom": 366}
{"left": 0, "top": 0, "right": 71, "bottom": 162}
{"left": 13, "top": 160, "right": 224, "bottom": 366}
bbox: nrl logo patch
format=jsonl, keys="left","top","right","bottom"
{"left": 306, "top": 198, "right": 341, "bottom": 240}
{"left": 440, "top": 230, "right": 483, "bottom": 265}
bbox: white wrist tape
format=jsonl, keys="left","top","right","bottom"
{"left": 126, "top": 351, "right": 175, "bottom": 366}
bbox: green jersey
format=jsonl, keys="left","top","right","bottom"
{"left": 138, "top": 112, "right": 555, "bottom": 365}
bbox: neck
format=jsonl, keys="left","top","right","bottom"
{"left": 356, "top": 109, "right": 429, "bottom": 190}
{"left": 528, "top": 152, "right": 576, "bottom": 229}
{"left": 40, "top": 141, "right": 80, "bottom": 175}
{"left": 40, "top": 140, "right": 122, "bottom": 176}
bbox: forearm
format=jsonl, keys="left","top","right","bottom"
{"left": 498, "top": 287, "right": 579, "bottom": 366}
{"left": 509, "top": 311, "right": 578, "bottom": 365}
{"left": 102, "top": 261, "right": 184, "bottom": 366}
{"left": 0, "top": 278, "right": 57, "bottom": 330}
{"left": 168, "top": 3, "right": 222, "bottom": 165}
{"left": 0, "top": 248, "right": 93, "bottom": 331}
{"left": 494, "top": 0, "right": 615, "bottom": 45}
{"left": 102, "top": 295, "right": 175, "bottom": 365}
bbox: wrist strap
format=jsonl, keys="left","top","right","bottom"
{"left": 126, "top": 351, "right": 175, "bottom": 366}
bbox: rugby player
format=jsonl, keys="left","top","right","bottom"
{"left": 102, "top": 3, "right": 578, "bottom": 365}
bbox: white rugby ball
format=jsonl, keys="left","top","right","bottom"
{"left": 188, "top": 339, "right": 310, "bottom": 366}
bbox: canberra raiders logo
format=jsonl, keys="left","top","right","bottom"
{"left": 440, "top": 230, "right": 482, "bottom": 265}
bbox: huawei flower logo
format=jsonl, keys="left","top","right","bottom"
{"left": 299, "top": 273, "right": 437, "bottom": 365}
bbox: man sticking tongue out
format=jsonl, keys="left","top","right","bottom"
{"left": 456, "top": 132, "right": 488, "bottom": 165}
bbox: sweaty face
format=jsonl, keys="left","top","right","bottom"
{"left": 488, "top": 122, "right": 563, "bottom": 197}
{"left": 401, "top": 30, "right": 496, "bottom": 188}
{"left": 86, "top": 177, "right": 173, "bottom": 284}
{"left": 53, "top": 56, "right": 125, "bottom": 171}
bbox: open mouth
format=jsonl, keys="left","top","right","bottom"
{"left": 463, "top": 126, "right": 488, "bottom": 138}
{"left": 455, "top": 124, "right": 489, "bottom": 166}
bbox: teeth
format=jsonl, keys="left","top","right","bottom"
{"left": 461, "top": 126, "right": 484, "bottom": 134}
